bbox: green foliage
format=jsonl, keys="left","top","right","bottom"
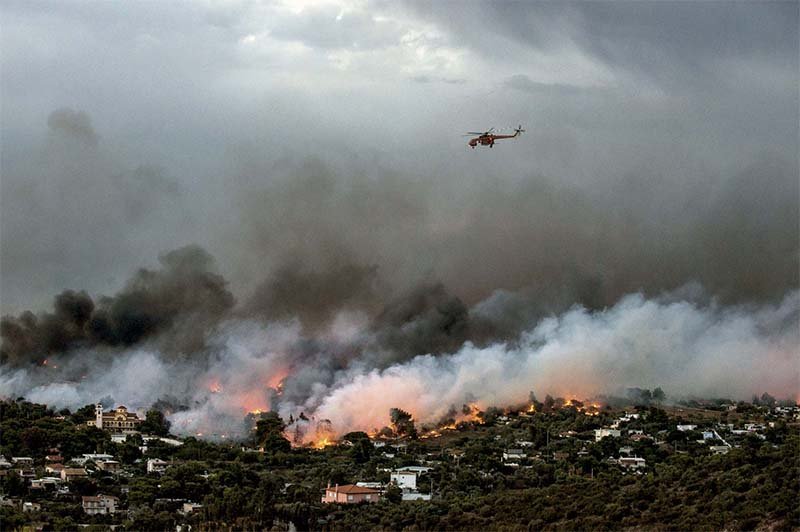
{"left": 139, "top": 409, "right": 171, "bottom": 436}
{"left": 385, "top": 483, "right": 402, "bottom": 503}
{"left": 1, "top": 398, "right": 797, "bottom": 531}
{"left": 390, "top": 407, "right": 418, "bottom": 439}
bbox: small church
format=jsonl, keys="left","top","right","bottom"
{"left": 87, "top": 404, "right": 143, "bottom": 432}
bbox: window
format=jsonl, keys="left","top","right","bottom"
{"left": 365, "top": 495, "right": 371, "bottom": 500}
{"left": 347, "top": 495, "right": 353, "bottom": 501}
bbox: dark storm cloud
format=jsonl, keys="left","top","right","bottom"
{"left": 564, "top": 2, "right": 799, "bottom": 86}
{"left": 504, "top": 74, "right": 596, "bottom": 96}
{"left": 403, "top": 1, "right": 798, "bottom": 74}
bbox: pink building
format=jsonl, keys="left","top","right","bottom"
{"left": 322, "top": 484, "right": 381, "bottom": 504}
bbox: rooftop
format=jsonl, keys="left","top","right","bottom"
{"left": 327, "top": 484, "right": 381, "bottom": 494}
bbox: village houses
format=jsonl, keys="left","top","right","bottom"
{"left": 60, "top": 468, "right": 88, "bottom": 482}
{"left": 82, "top": 494, "right": 119, "bottom": 515}
{"left": 147, "top": 458, "right": 169, "bottom": 474}
{"left": 322, "top": 483, "right": 381, "bottom": 504}
{"left": 595, "top": 428, "right": 621, "bottom": 442}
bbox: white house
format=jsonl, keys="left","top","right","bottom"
{"left": 147, "top": 458, "right": 169, "bottom": 474}
{"left": 391, "top": 470, "right": 418, "bottom": 490}
{"left": 618, "top": 457, "right": 646, "bottom": 470}
{"left": 502, "top": 449, "right": 527, "bottom": 461}
{"left": 22, "top": 502, "right": 41, "bottom": 512}
{"left": 397, "top": 466, "right": 432, "bottom": 474}
{"left": 30, "top": 477, "right": 61, "bottom": 489}
{"left": 595, "top": 428, "right": 621, "bottom": 442}
{"left": 402, "top": 492, "right": 432, "bottom": 501}
{"left": 77, "top": 453, "right": 114, "bottom": 465}
{"left": 676, "top": 424, "right": 697, "bottom": 432}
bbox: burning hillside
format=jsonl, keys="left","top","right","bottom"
{"left": 0, "top": 244, "right": 798, "bottom": 442}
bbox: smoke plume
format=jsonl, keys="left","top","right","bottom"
{"left": 2, "top": 251, "right": 797, "bottom": 440}
{"left": 1, "top": 245, "right": 233, "bottom": 366}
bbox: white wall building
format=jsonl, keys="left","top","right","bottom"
{"left": 147, "top": 458, "right": 169, "bottom": 474}
{"left": 391, "top": 471, "right": 418, "bottom": 490}
{"left": 595, "top": 428, "right": 621, "bottom": 442}
{"left": 619, "top": 457, "right": 646, "bottom": 470}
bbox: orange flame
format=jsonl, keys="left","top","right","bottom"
{"left": 312, "top": 437, "right": 334, "bottom": 449}
{"left": 266, "top": 369, "right": 290, "bottom": 390}
{"left": 208, "top": 379, "right": 223, "bottom": 394}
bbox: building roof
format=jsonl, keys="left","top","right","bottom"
{"left": 328, "top": 484, "right": 381, "bottom": 494}
{"left": 62, "top": 468, "right": 87, "bottom": 475}
{"left": 82, "top": 494, "right": 119, "bottom": 502}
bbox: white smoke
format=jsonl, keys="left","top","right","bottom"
{"left": 310, "top": 290, "right": 800, "bottom": 434}
{"left": 1, "top": 288, "right": 797, "bottom": 439}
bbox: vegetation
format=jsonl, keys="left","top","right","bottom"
{"left": 0, "top": 397, "right": 797, "bottom": 531}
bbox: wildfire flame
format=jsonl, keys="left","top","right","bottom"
{"left": 309, "top": 419, "right": 336, "bottom": 449}
{"left": 266, "top": 369, "right": 289, "bottom": 391}
{"left": 313, "top": 437, "right": 334, "bottom": 449}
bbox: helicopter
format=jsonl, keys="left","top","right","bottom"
{"left": 465, "top": 125, "right": 525, "bottom": 148}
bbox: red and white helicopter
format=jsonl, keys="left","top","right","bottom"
{"left": 465, "top": 125, "right": 525, "bottom": 148}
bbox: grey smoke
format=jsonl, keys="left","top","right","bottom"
{"left": 1, "top": 2, "right": 798, "bottom": 438}
{"left": 2, "top": 284, "right": 796, "bottom": 440}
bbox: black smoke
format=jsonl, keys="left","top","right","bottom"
{"left": 1, "top": 245, "right": 233, "bottom": 366}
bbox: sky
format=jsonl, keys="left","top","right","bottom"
{"left": 1, "top": 1, "right": 798, "bottom": 434}
{"left": 1, "top": 0, "right": 798, "bottom": 314}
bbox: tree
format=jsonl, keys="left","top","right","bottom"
{"left": 253, "top": 412, "right": 290, "bottom": 452}
{"left": 118, "top": 442, "right": 143, "bottom": 464}
{"left": 140, "top": 409, "right": 171, "bottom": 436}
{"left": 73, "top": 403, "right": 97, "bottom": 424}
{"left": 341, "top": 431, "right": 370, "bottom": 443}
{"left": 385, "top": 483, "right": 402, "bottom": 503}
{"left": 652, "top": 387, "right": 666, "bottom": 403}
{"left": 390, "top": 408, "right": 417, "bottom": 439}
{"left": 544, "top": 395, "right": 555, "bottom": 412}
{"left": 20, "top": 426, "right": 48, "bottom": 454}
{"left": 759, "top": 392, "right": 776, "bottom": 407}
{"left": 349, "top": 438, "right": 373, "bottom": 464}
